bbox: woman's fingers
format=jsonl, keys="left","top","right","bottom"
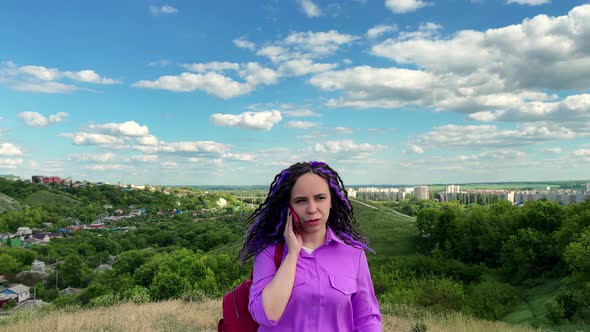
{"left": 284, "top": 208, "right": 292, "bottom": 235}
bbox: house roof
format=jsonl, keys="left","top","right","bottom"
{"left": 59, "top": 287, "right": 81, "bottom": 295}
{"left": 11, "top": 299, "right": 49, "bottom": 311}
{"left": 8, "top": 284, "right": 30, "bottom": 294}
{"left": 0, "top": 293, "right": 17, "bottom": 301}
{"left": 32, "top": 234, "right": 49, "bottom": 240}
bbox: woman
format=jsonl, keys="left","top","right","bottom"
{"left": 240, "top": 161, "right": 382, "bottom": 331}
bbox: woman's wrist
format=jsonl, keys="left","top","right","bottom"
{"left": 286, "top": 249, "right": 300, "bottom": 259}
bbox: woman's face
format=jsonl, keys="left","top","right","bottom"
{"left": 289, "top": 172, "right": 332, "bottom": 234}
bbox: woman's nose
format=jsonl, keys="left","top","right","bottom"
{"left": 306, "top": 201, "right": 317, "bottom": 213}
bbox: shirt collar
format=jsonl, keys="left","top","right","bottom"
{"left": 324, "top": 226, "right": 346, "bottom": 246}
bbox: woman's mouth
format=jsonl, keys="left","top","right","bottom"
{"left": 306, "top": 219, "right": 320, "bottom": 225}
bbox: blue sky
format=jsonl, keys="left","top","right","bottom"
{"left": 1, "top": 0, "right": 590, "bottom": 186}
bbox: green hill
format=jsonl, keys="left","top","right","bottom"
{"left": 208, "top": 200, "right": 416, "bottom": 258}
{"left": 23, "top": 190, "right": 83, "bottom": 207}
{"left": 0, "top": 192, "right": 25, "bottom": 212}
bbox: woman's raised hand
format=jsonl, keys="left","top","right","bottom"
{"left": 284, "top": 208, "right": 302, "bottom": 254}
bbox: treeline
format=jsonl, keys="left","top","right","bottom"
{"left": 410, "top": 199, "right": 590, "bottom": 323}
{"left": 0, "top": 178, "right": 246, "bottom": 232}
{"left": 1, "top": 216, "right": 249, "bottom": 307}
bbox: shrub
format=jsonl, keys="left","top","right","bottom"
{"left": 417, "top": 276, "right": 465, "bottom": 311}
{"left": 89, "top": 293, "right": 121, "bottom": 307}
{"left": 122, "top": 286, "right": 151, "bottom": 304}
{"left": 464, "top": 277, "right": 519, "bottom": 320}
{"left": 545, "top": 300, "right": 565, "bottom": 324}
{"left": 51, "top": 294, "right": 79, "bottom": 308}
{"left": 180, "top": 288, "right": 206, "bottom": 303}
{"left": 411, "top": 321, "right": 428, "bottom": 332}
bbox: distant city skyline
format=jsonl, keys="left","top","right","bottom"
{"left": 1, "top": 1, "right": 590, "bottom": 185}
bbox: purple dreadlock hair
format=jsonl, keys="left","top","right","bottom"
{"left": 239, "top": 161, "right": 372, "bottom": 264}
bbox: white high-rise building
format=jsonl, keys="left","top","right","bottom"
{"left": 446, "top": 185, "right": 460, "bottom": 193}
{"left": 586, "top": 183, "right": 590, "bottom": 193}
{"left": 415, "top": 186, "right": 430, "bottom": 200}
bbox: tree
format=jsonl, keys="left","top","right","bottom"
{"left": 149, "top": 271, "right": 189, "bottom": 300}
{"left": 0, "top": 254, "right": 21, "bottom": 274}
{"left": 500, "top": 228, "right": 545, "bottom": 280}
{"left": 59, "top": 255, "right": 85, "bottom": 287}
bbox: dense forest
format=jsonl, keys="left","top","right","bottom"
{"left": 1, "top": 178, "right": 589, "bottom": 331}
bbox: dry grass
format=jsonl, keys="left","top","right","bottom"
{"left": 0, "top": 299, "right": 545, "bottom": 332}
{"left": 0, "top": 300, "right": 219, "bottom": 332}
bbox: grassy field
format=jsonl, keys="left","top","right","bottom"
{"left": 23, "top": 191, "right": 82, "bottom": 207}
{"left": 504, "top": 279, "right": 563, "bottom": 325}
{"left": 0, "top": 299, "right": 547, "bottom": 332}
{"left": 352, "top": 200, "right": 417, "bottom": 257}
{"left": 208, "top": 200, "right": 417, "bottom": 258}
{"left": 0, "top": 192, "right": 25, "bottom": 212}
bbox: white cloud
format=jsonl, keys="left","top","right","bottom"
{"left": 0, "top": 143, "right": 23, "bottom": 156}
{"left": 239, "top": 62, "right": 279, "bottom": 86}
{"left": 544, "top": 148, "right": 562, "bottom": 154}
{"left": 505, "top": 0, "right": 550, "bottom": 5}
{"left": 285, "top": 121, "right": 320, "bottom": 129}
{"left": 314, "top": 140, "right": 385, "bottom": 153}
{"left": 278, "top": 59, "right": 337, "bottom": 76}
{"left": 13, "top": 81, "right": 80, "bottom": 93}
{"left": 284, "top": 30, "right": 358, "bottom": 57}
{"left": 88, "top": 121, "right": 149, "bottom": 137}
{"left": 465, "top": 94, "right": 590, "bottom": 136}
{"left": 181, "top": 62, "right": 240, "bottom": 73}
{"left": 65, "top": 133, "right": 124, "bottom": 145}
{"left": 210, "top": 111, "right": 282, "bottom": 131}
{"left": 367, "top": 24, "right": 398, "bottom": 39}
{"left": 18, "top": 112, "right": 68, "bottom": 127}
{"left": 131, "top": 155, "right": 158, "bottom": 162}
{"left": 335, "top": 126, "right": 354, "bottom": 134}
{"left": 233, "top": 37, "right": 256, "bottom": 51}
{"left": 310, "top": 66, "right": 436, "bottom": 109}
{"left": 133, "top": 72, "right": 252, "bottom": 99}
{"left": 297, "top": 0, "right": 323, "bottom": 17}
{"left": 416, "top": 124, "right": 576, "bottom": 148}
{"left": 477, "top": 149, "right": 526, "bottom": 160}
{"left": 0, "top": 158, "right": 23, "bottom": 169}
{"left": 409, "top": 144, "right": 424, "bottom": 154}
{"left": 158, "top": 141, "right": 227, "bottom": 155}
{"left": 160, "top": 161, "right": 177, "bottom": 169}
{"left": 574, "top": 149, "right": 590, "bottom": 156}
{"left": 223, "top": 153, "right": 256, "bottom": 161}
{"left": 372, "top": 5, "right": 590, "bottom": 91}
{"left": 1, "top": 62, "right": 119, "bottom": 93}
{"left": 149, "top": 5, "right": 178, "bottom": 15}
{"left": 62, "top": 70, "right": 119, "bottom": 84}
{"left": 256, "top": 46, "right": 293, "bottom": 64}
{"left": 385, "top": 0, "right": 429, "bottom": 14}
{"left": 19, "top": 66, "right": 119, "bottom": 84}
{"left": 19, "top": 66, "right": 59, "bottom": 80}
{"left": 69, "top": 152, "right": 117, "bottom": 162}
{"left": 469, "top": 111, "right": 498, "bottom": 122}
{"left": 136, "top": 135, "right": 159, "bottom": 146}
{"left": 148, "top": 60, "right": 171, "bottom": 67}
{"left": 85, "top": 164, "right": 134, "bottom": 171}
{"left": 282, "top": 109, "right": 321, "bottom": 117}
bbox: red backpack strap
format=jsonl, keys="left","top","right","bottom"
{"left": 250, "top": 242, "right": 285, "bottom": 279}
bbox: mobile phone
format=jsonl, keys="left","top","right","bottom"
{"left": 288, "top": 206, "right": 301, "bottom": 235}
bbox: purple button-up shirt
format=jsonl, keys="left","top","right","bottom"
{"left": 249, "top": 227, "right": 382, "bottom": 331}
